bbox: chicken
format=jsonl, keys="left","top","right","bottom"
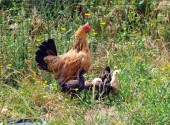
{"left": 104, "top": 69, "right": 120, "bottom": 97}
{"left": 92, "top": 78, "right": 103, "bottom": 86}
{"left": 110, "top": 70, "right": 120, "bottom": 91}
{"left": 35, "top": 23, "right": 92, "bottom": 84}
{"left": 84, "top": 78, "right": 103, "bottom": 90}
{"left": 91, "top": 78, "right": 103, "bottom": 100}
{"left": 61, "top": 68, "right": 86, "bottom": 94}
{"left": 100, "top": 66, "right": 112, "bottom": 96}
{"left": 101, "top": 66, "right": 112, "bottom": 85}
{"left": 101, "top": 69, "right": 120, "bottom": 100}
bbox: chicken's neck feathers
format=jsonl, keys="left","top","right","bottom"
{"left": 73, "top": 29, "right": 89, "bottom": 52}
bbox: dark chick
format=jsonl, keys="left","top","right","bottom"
{"left": 61, "top": 68, "right": 86, "bottom": 94}
{"left": 100, "top": 66, "right": 112, "bottom": 96}
{"left": 102, "top": 69, "right": 120, "bottom": 99}
{"left": 101, "top": 66, "right": 111, "bottom": 85}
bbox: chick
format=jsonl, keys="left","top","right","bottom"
{"left": 84, "top": 66, "right": 111, "bottom": 90}
{"left": 100, "top": 70, "right": 120, "bottom": 100}
{"left": 61, "top": 68, "right": 86, "bottom": 94}
{"left": 100, "top": 66, "right": 112, "bottom": 96}
{"left": 101, "top": 66, "right": 112, "bottom": 85}
{"left": 106, "top": 69, "right": 120, "bottom": 96}
{"left": 84, "top": 78, "right": 103, "bottom": 90}
{"left": 91, "top": 78, "right": 103, "bottom": 100}
{"left": 92, "top": 78, "right": 103, "bottom": 86}
{"left": 110, "top": 70, "right": 120, "bottom": 91}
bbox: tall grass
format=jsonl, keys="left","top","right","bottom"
{"left": 0, "top": 0, "right": 170, "bottom": 124}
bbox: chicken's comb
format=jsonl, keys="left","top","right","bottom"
{"left": 84, "top": 22, "right": 92, "bottom": 33}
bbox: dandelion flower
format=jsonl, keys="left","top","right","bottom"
{"left": 93, "top": 32, "right": 97, "bottom": 36}
{"left": 75, "top": 88, "right": 79, "bottom": 91}
{"left": 43, "top": 80, "right": 48, "bottom": 86}
{"left": 7, "top": 64, "right": 12, "bottom": 67}
{"left": 44, "top": 80, "right": 47, "bottom": 84}
{"left": 20, "top": 91, "right": 24, "bottom": 94}
{"left": 85, "top": 13, "right": 91, "bottom": 16}
{"left": 117, "top": 121, "right": 122, "bottom": 125}
{"left": 61, "top": 28, "right": 66, "bottom": 31}
{"left": 43, "top": 83, "right": 47, "bottom": 86}
{"left": 100, "top": 22, "right": 106, "bottom": 25}
{"left": 36, "top": 38, "right": 41, "bottom": 42}
{"left": 64, "top": 98, "right": 68, "bottom": 101}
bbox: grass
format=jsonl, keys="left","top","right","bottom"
{"left": 0, "top": 0, "right": 170, "bottom": 124}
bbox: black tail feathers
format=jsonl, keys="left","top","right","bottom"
{"left": 35, "top": 39, "right": 57, "bottom": 70}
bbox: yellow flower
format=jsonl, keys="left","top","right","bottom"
{"left": 61, "top": 28, "right": 66, "bottom": 31}
{"left": 43, "top": 80, "right": 47, "bottom": 86}
{"left": 20, "top": 91, "right": 24, "bottom": 94}
{"left": 85, "top": 13, "right": 91, "bottom": 16}
{"left": 117, "top": 121, "right": 122, "bottom": 125}
{"left": 44, "top": 80, "right": 47, "bottom": 84}
{"left": 43, "top": 83, "right": 47, "bottom": 86}
{"left": 93, "top": 32, "right": 98, "bottom": 36}
{"left": 8, "top": 64, "right": 12, "bottom": 67}
{"left": 0, "top": 65, "right": 3, "bottom": 68}
{"left": 36, "top": 38, "right": 41, "bottom": 42}
{"left": 100, "top": 22, "right": 106, "bottom": 25}
{"left": 64, "top": 98, "right": 68, "bottom": 101}
{"left": 75, "top": 88, "right": 79, "bottom": 91}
